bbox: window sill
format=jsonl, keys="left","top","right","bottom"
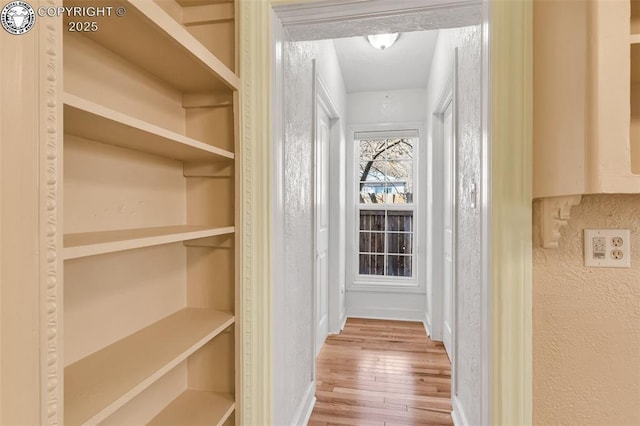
{"left": 348, "top": 280, "right": 424, "bottom": 294}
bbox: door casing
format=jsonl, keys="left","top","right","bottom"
{"left": 238, "top": 1, "right": 534, "bottom": 425}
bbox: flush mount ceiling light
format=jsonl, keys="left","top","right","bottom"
{"left": 367, "top": 33, "right": 400, "bottom": 50}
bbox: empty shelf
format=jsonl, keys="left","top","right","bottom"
{"left": 64, "top": 94, "right": 234, "bottom": 162}
{"left": 148, "top": 390, "right": 234, "bottom": 426}
{"left": 64, "top": 308, "right": 234, "bottom": 425}
{"left": 64, "top": 225, "right": 235, "bottom": 259}
{"left": 64, "top": 0, "right": 239, "bottom": 92}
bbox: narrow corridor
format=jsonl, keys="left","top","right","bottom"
{"left": 309, "top": 318, "right": 452, "bottom": 425}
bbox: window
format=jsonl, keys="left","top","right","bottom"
{"left": 356, "top": 136, "right": 416, "bottom": 279}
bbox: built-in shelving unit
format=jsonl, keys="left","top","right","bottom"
{"left": 62, "top": 0, "right": 238, "bottom": 423}
{"left": 65, "top": 309, "right": 234, "bottom": 425}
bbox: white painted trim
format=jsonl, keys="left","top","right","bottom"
{"left": 347, "top": 308, "right": 425, "bottom": 322}
{"left": 480, "top": 3, "right": 492, "bottom": 424}
{"left": 271, "top": 6, "right": 286, "bottom": 354}
{"left": 430, "top": 60, "right": 455, "bottom": 344}
{"left": 423, "top": 312, "right": 432, "bottom": 337}
{"left": 274, "top": 0, "right": 481, "bottom": 26}
{"left": 451, "top": 395, "right": 470, "bottom": 426}
{"left": 315, "top": 70, "right": 345, "bottom": 336}
{"left": 450, "top": 47, "right": 460, "bottom": 401}
{"left": 290, "top": 382, "right": 316, "bottom": 426}
{"left": 346, "top": 121, "right": 426, "bottom": 293}
{"left": 312, "top": 62, "right": 341, "bottom": 358}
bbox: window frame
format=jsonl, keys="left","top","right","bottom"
{"left": 346, "top": 124, "right": 424, "bottom": 293}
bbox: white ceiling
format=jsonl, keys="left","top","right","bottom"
{"left": 333, "top": 30, "right": 439, "bottom": 93}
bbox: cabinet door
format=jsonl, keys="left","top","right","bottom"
{"left": 534, "top": 0, "right": 638, "bottom": 197}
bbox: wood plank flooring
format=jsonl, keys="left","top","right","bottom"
{"left": 308, "top": 318, "right": 452, "bottom": 426}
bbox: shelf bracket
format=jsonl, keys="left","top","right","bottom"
{"left": 540, "top": 195, "right": 582, "bottom": 249}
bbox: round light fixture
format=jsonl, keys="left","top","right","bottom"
{"left": 367, "top": 33, "right": 400, "bottom": 50}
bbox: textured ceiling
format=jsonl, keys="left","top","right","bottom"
{"left": 333, "top": 30, "right": 439, "bottom": 93}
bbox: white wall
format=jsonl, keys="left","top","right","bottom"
{"left": 345, "top": 89, "right": 428, "bottom": 321}
{"left": 272, "top": 35, "right": 347, "bottom": 425}
{"left": 347, "top": 88, "right": 428, "bottom": 124}
{"left": 424, "top": 26, "right": 483, "bottom": 426}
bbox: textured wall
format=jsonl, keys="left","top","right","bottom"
{"left": 533, "top": 195, "right": 640, "bottom": 425}
{"left": 275, "top": 39, "right": 316, "bottom": 426}
{"left": 424, "top": 25, "right": 483, "bottom": 425}
{"left": 452, "top": 25, "right": 482, "bottom": 425}
{"left": 273, "top": 38, "right": 348, "bottom": 425}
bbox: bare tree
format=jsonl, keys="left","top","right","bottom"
{"left": 359, "top": 138, "right": 413, "bottom": 197}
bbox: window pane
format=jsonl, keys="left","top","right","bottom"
{"left": 359, "top": 139, "right": 387, "bottom": 161}
{"left": 358, "top": 138, "right": 414, "bottom": 205}
{"left": 387, "top": 255, "right": 412, "bottom": 277}
{"left": 359, "top": 254, "right": 385, "bottom": 275}
{"left": 359, "top": 232, "right": 385, "bottom": 253}
{"left": 387, "top": 232, "right": 412, "bottom": 254}
{"left": 387, "top": 210, "right": 413, "bottom": 232}
{"left": 384, "top": 139, "right": 413, "bottom": 161}
{"left": 360, "top": 210, "right": 385, "bottom": 231}
{"left": 359, "top": 161, "right": 385, "bottom": 182}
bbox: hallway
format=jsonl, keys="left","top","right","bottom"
{"left": 309, "top": 318, "right": 452, "bottom": 425}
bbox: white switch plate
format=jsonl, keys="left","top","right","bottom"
{"left": 584, "top": 229, "right": 631, "bottom": 268}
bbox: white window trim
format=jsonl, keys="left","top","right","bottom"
{"left": 346, "top": 122, "right": 426, "bottom": 294}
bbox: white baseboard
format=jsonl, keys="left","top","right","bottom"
{"left": 340, "top": 311, "right": 347, "bottom": 331}
{"left": 451, "top": 395, "right": 469, "bottom": 426}
{"left": 347, "top": 307, "right": 424, "bottom": 322}
{"left": 290, "top": 381, "right": 316, "bottom": 426}
{"left": 424, "top": 312, "right": 432, "bottom": 336}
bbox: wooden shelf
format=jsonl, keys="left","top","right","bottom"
{"left": 631, "top": 34, "right": 640, "bottom": 44}
{"left": 64, "top": 225, "right": 235, "bottom": 260}
{"left": 148, "top": 390, "right": 234, "bottom": 426}
{"left": 64, "top": 308, "right": 234, "bottom": 426}
{"left": 64, "top": 94, "right": 234, "bottom": 162}
{"left": 64, "top": 0, "right": 239, "bottom": 92}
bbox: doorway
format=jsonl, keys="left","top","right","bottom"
{"left": 241, "top": 1, "right": 534, "bottom": 425}
{"left": 314, "top": 64, "right": 339, "bottom": 355}
{"left": 273, "top": 7, "right": 484, "bottom": 426}
{"left": 442, "top": 96, "right": 455, "bottom": 360}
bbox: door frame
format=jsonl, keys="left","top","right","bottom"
{"left": 312, "top": 63, "right": 341, "bottom": 358}
{"left": 431, "top": 50, "right": 460, "bottom": 405}
{"left": 431, "top": 59, "right": 456, "bottom": 345}
{"left": 239, "top": 1, "right": 533, "bottom": 425}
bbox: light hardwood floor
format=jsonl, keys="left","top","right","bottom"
{"left": 308, "top": 318, "right": 452, "bottom": 426}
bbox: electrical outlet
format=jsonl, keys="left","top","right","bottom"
{"left": 584, "top": 229, "right": 631, "bottom": 268}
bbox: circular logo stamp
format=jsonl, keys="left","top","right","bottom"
{"left": 1, "top": 1, "right": 35, "bottom": 35}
